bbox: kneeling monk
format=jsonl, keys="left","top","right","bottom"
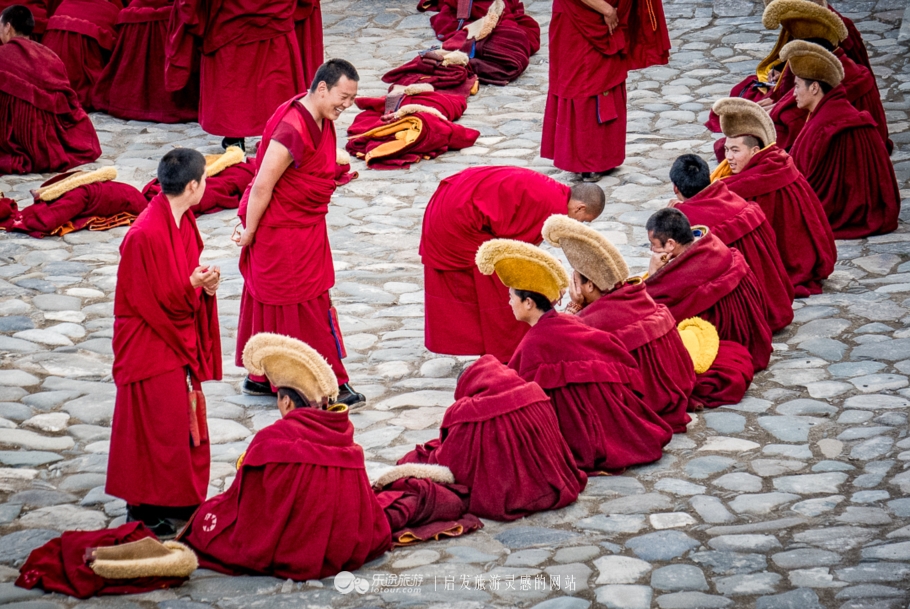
{"left": 182, "top": 333, "right": 391, "bottom": 580}
{"left": 420, "top": 166, "right": 604, "bottom": 362}
{"left": 645, "top": 208, "right": 773, "bottom": 372}
{"left": 398, "top": 354, "right": 586, "bottom": 521}
{"left": 710, "top": 97, "right": 835, "bottom": 297}
{"left": 543, "top": 215, "right": 694, "bottom": 433}
{"left": 477, "top": 239, "right": 672, "bottom": 473}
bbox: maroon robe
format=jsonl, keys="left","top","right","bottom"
{"left": 0, "top": 37, "right": 100, "bottom": 175}
{"left": 375, "top": 478, "right": 483, "bottom": 546}
{"left": 182, "top": 407, "right": 391, "bottom": 580}
{"left": 674, "top": 181, "right": 794, "bottom": 332}
{"left": 382, "top": 50, "right": 479, "bottom": 99}
{"left": 236, "top": 94, "right": 349, "bottom": 385}
{"left": 790, "top": 85, "right": 899, "bottom": 240}
{"left": 347, "top": 89, "right": 468, "bottom": 135}
{"left": 166, "top": 0, "right": 304, "bottom": 138}
{"left": 577, "top": 281, "right": 694, "bottom": 433}
{"left": 832, "top": 5, "right": 870, "bottom": 72}
{"left": 142, "top": 162, "right": 255, "bottom": 215}
{"left": 419, "top": 166, "right": 569, "bottom": 362}
{"left": 293, "top": 0, "right": 323, "bottom": 86}
{"left": 509, "top": 310, "right": 672, "bottom": 473}
{"left": 645, "top": 232, "right": 773, "bottom": 372}
{"left": 93, "top": 0, "right": 198, "bottom": 123}
{"left": 42, "top": 0, "right": 119, "bottom": 109}
{"left": 107, "top": 193, "right": 221, "bottom": 508}
{"left": 542, "top": 0, "right": 670, "bottom": 173}
{"left": 692, "top": 340, "right": 754, "bottom": 409}
{"left": 399, "top": 355, "right": 587, "bottom": 520}
{"left": 718, "top": 144, "right": 835, "bottom": 297}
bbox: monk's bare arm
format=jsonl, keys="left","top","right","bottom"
{"left": 238, "top": 141, "right": 293, "bottom": 246}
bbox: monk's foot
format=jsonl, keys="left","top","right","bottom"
{"left": 221, "top": 137, "right": 246, "bottom": 152}
{"left": 336, "top": 383, "right": 366, "bottom": 409}
{"left": 582, "top": 170, "right": 615, "bottom": 182}
{"left": 126, "top": 506, "right": 182, "bottom": 540}
{"left": 242, "top": 376, "right": 277, "bottom": 396}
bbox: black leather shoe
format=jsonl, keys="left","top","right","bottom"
{"left": 221, "top": 137, "right": 245, "bottom": 151}
{"left": 336, "top": 383, "right": 365, "bottom": 408}
{"left": 242, "top": 376, "right": 276, "bottom": 396}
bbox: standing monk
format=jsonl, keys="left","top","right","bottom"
{"left": 234, "top": 59, "right": 364, "bottom": 407}
{"left": 107, "top": 149, "right": 222, "bottom": 538}
{"left": 294, "top": 0, "right": 323, "bottom": 85}
{"left": 420, "top": 166, "right": 604, "bottom": 362}
{"left": 542, "top": 0, "right": 670, "bottom": 181}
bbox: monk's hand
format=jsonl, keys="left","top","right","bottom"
{"left": 568, "top": 275, "right": 585, "bottom": 310}
{"left": 648, "top": 251, "right": 667, "bottom": 276}
{"left": 190, "top": 266, "right": 216, "bottom": 290}
{"left": 202, "top": 265, "right": 221, "bottom": 295}
{"left": 667, "top": 198, "right": 679, "bottom": 208}
{"left": 756, "top": 98, "right": 775, "bottom": 109}
{"left": 236, "top": 228, "right": 255, "bottom": 247}
{"left": 602, "top": 5, "right": 618, "bottom": 34}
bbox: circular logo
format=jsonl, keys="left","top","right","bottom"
{"left": 334, "top": 571, "right": 357, "bottom": 594}
{"left": 201, "top": 512, "right": 217, "bottom": 533}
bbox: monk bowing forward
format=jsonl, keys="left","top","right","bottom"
{"left": 107, "top": 149, "right": 222, "bottom": 538}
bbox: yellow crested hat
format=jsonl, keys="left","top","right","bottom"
{"left": 541, "top": 215, "right": 629, "bottom": 292}
{"left": 712, "top": 98, "right": 777, "bottom": 147}
{"left": 32, "top": 167, "right": 117, "bottom": 202}
{"left": 677, "top": 317, "right": 720, "bottom": 374}
{"left": 476, "top": 239, "right": 569, "bottom": 302}
{"left": 763, "top": 0, "right": 847, "bottom": 46}
{"left": 242, "top": 333, "right": 339, "bottom": 403}
{"left": 89, "top": 538, "right": 197, "bottom": 580}
{"left": 780, "top": 39, "right": 844, "bottom": 87}
{"left": 204, "top": 146, "right": 245, "bottom": 177}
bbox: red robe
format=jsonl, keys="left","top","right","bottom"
{"left": 107, "top": 193, "right": 221, "bottom": 507}
{"left": 674, "top": 181, "right": 793, "bottom": 332}
{"left": 790, "top": 85, "right": 899, "bottom": 240}
{"left": 419, "top": 166, "right": 569, "bottom": 362}
{"left": 645, "top": 232, "right": 773, "bottom": 372}
{"left": 375, "top": 478, "right": 482, "bottom": 546}
{"left": 93, "top": 0, "right": 199, "bottom": 123}
{"left": 347, "top": 89, "right": 468, "bottom": 135}
{"left": 542, "top": 0, "right": 670, "bottom": 173}
{"left": 509, "top": 311, "right": 672, "bottom": 472}
{"left": 42, "top": 0, "right": 119, "bottom": 109}
{"left": 577, "top": 282, "right": 694, "bottom": 433}
{"left": 294, "top": 0, "right": 323, "bottom": 86}
{"left": 382, "top": 50, "right": 479, "bottom": 99}
{"left": 236, "top": 94, "right": 349, "bottom": 385}
{"left": 718, "top": 145, "right": 835, "bottom": 297}
{"left": 142, "top": 162, "right": 255, "bottom": 215}
{"left": 398, "top": 355, "right": 587, "bottom": 521}
{"left": 182, "top": 407, "right": 391, "bottom": 580}
{"left": 692, "top": 340, "right": 754, "bottom": 409}
{"left": 0, "top": 38, "right": 100, "bottom": 175}
{"left": 832, "top": 5, "right": 870, "bottom": 72}
{"left": 166, "top": 0, "right": 304, "bottom": 138}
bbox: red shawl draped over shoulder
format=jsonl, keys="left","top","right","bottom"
{"left": 674, "top": 181, "right": 793, "bottom": 332}
{"left": 789, "top": 85, "right": 899, "bottom": 240}
{"left": 508, "top": 311, "right": 672, "bottom": 473}
{"left": 382, "top": 50, "right": 479, "bottom": 98}
{"left": 578, "top": 281, "right": 694, "bottom": 433}
{"left": 347, "top": 90, "right": 468, "bottom": 135}
{"left": 112, "top": 193, "right": 221, "bottom": 385}
{"left": 645, "top": 232, "right": 772, "bottom": 371}
{"left": 182, "top": 407, "right": 391, "bottom": 580}
{"left": 719, "top": 144, "right": 835, "bottom": 297}
{"left": 399, "top": 355, "right": 586, "bottom": 520}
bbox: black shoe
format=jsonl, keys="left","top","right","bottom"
{"left": 242, "top": 376, "right": 276, "bottom": 396}
{"left": 578, "top": 172, "right": 592, "bottom": 181}
{"left": 126, "top": 505, "right": 180, "bottom": 540}
{"left": 221, "top": 137, "right": 245, "bottom": 152}
{"left": 336, "top": 383, "right": 365, "bottom": 408}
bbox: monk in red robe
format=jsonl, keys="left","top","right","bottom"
{"left": 542, "top": 0, "right": 670, "bottom": 180}
{"left": 398, "top": 355, "right": 587, "bottom": 520}
{"left": 784, "top": 40, "right": 899, "bottom": 239}
{"left": 710, "top": 97, "right": 835, "bottom": 297}
{"left": 0, "top": 6, "right": 100, "bottom": 174}
{"left": 476, "top": 239, "right": 672, "bottom": 472}
{"left": 294, "top": 0, "right": 323, "bottom": 85}
{"left": 0, "top": 0, "right": 45, "bottom": 37}
{"left": 93, "top": 0, "right": 198, "bottom": 123}
{"left": 41, "top": 0, "right": 118, "bottom": 109}
{"left": 182, "top": 333, "right": 391, "bottom": 579}
{"left": 668, "top": 154, "right": 794, "bottom": 332}
{"left": 166, "top": 0, "right": 305, "bottom": 150}
{"left": 645, "top": 208, "right": 773, "bottom": 372}
{"left": 107, "top": 149, "right": 222, "bottom": 538}
{"left": 233, "top": 60, "right": 364, "bottom": 406}
{"left": 420, "top": 166, "right": 605, "bottom": 362}
{"left": 543, "top": 215, "right": 694, "bottom": 433}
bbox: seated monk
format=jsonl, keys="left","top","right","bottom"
{"left": 398, "top": 355, "right": 587, "bottom": 520}
{"left": 0, "top": 0, "right": 45, "bottom": 37}
{"left": 347, "top": 84, "right": 468, "bottom": 136}
{"left": 784, "top": 40, "right": 899, "bottom": 239}
{"left": 710, "top": 97, "right": 835, "bottom": 297}
{"left": 676, "top": 318, "right": 754, "bottom": 410}
{"left": 645, "top": 208, "right": 773, "bottom": 372}
{"left": 476, "top": 239, "right": 673, "bottom": 473}
{"left": 420, "top": 166, "right": 604, "bottom": 362}
{"left": 543, "top": 215, "right": 694, "bottom": 433}
{"left": 668, "top": 154, "right": 794, "bottom": 333}
{"left": 41, "top": 0, "right": 119, "bottom": 109}
{"left": 92, "top": 0, "right": 198, "bottom": 123}
{"left": 182, "top": 333, "right": 391, "bottom": 580}
{"left": 0, "top": 5, "right": 100, "bottom": 174}
{"left": 2, "top": 166, "right": 147, "bottom": 237}
{"left": 382, "top": 49, "right": 479, "bottom": 99}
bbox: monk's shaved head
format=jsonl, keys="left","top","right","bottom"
{"left": 0, "top": 5, "right": 34, "bottom": 36}
{"left": 647, "top": 208, "right": 694, "bottom": 246}
{"left": 669, "top": 154, "right": 711, "bottom": 199}
{"left": 567, "top": 183, "right": 605, "bottom": 222}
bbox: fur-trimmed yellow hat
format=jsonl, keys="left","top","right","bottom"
{"left": 476, "top": 239, "right": 569, "bottom": 302}
{"left": 763, "top": 0, "right": 826, "bottom": 6}
{"left": 677, "top": 317, "right": 720, "bottom": 374}
{"left": 712, "top": 98, "right": 777, "bottom": 147}
{"left": 204, "top": 146, "right": 245, "bottom": 177}
{"left": 541, "top": 215, "right": 629, "bottom": 292}
{"left": 763, "top": 0, "right": 847, "bottom": 46}
{"left": 89, "top": 538, "right": 197, "bottom": 580}
{"left": 32, "top": 167, "right": 118, "bottom": 202}
{"left": 780, "top": 39, "right": 844, "bottom": 87}
{"left": 242, "top": 333, "right": 339, "bottom": 403}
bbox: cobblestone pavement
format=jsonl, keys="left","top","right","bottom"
{"left": 1, "top": 0, "right": 910, "bottom": 607}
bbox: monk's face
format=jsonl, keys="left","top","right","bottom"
{"left": 313, "top": 76, "right": 358, "bottom": 121}
{"left": 508, "top": 288, "right": 535, "bottom": 324}
{"left": 648, "top": 231, "right": 682, "bottom": 258}
{"left": 0, "top": 21, "right": 12, "bottom": 44}
{"left": 793, "top": 76, "right": 823, "bottom": 113}
{"left": 724, "top": 137, "right": 760, "bottom": 175}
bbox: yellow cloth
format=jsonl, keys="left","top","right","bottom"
{"left": 677, "top": 317, "right": 720, "bottom": 374}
